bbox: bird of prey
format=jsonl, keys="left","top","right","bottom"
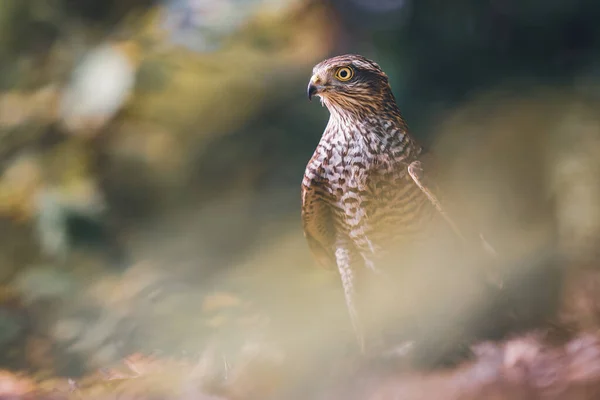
{"left": 301, "top": 54, "right": 492, "bottom": 352}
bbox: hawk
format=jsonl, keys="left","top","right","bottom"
{"left": 301, "top": 54, "right": 492, "bottom": 352}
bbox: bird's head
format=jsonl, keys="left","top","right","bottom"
{"left": 307, "top": 54, "right": 395, "bottom": 116}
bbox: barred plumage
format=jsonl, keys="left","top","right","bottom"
{"left": 302, "top": 54, "right": 440, "bottom": 351}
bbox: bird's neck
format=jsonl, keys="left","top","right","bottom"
{"left": 323, "top": 96, "right": 421, "bottom": 161}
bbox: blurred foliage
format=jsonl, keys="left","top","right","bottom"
{"left": 0, "top": 0, "right": 600, "bottom": 399}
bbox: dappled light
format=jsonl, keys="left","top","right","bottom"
{"left": 0, "top": 1, "right": 600, "bottom": 399}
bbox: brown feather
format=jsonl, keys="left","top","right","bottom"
{"left": 301, "top": 54, "right": 471, "bottom": 350}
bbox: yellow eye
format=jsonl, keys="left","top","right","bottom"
{"left": 335, "top": 66, "right": 354, "bottom": 81}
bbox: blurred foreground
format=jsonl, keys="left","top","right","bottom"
{"left": 1, "top": 0, "right": 600, "bottom": 399}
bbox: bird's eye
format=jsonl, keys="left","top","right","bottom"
{"left": 335, "top": 67, "right": 354, "bottom": 81}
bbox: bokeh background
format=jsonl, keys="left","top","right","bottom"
{"left": 1, "top": 0, "right": 600, "bottom": 398}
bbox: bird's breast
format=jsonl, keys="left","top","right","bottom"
{"left": 328, "top": 166, "right": 433, "bottom": 242}
{"left": 306, "top": 120, "right": 434, "bottom": 253}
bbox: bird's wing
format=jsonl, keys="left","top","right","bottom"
{"left": 301, "top": 182, "right": 337, "bottom": 270}
{"left": 408, "top": 150, "right": 468, "bottom": 243}
{"left": 409, "top": 149, "right": 497, "bottom": 249}
{"left": 409, "top": 150, "right": 503, "bottom": 286}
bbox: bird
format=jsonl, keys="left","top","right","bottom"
{"left": 301, "top": 54, "right": 493, "bottom": 353}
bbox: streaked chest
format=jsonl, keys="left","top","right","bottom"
{"left": 308, "top": 123, "right": 411, "bottom": 199}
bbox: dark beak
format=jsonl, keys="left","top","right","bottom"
{"left": 307, "top": 82, "right": 318, "bottom": 101}
{"left": 308, "top": 74, "right": 325, "bottom": 101}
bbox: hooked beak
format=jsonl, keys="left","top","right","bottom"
{"left": 307, "top": 74, "right": 324, "bottom": 101}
